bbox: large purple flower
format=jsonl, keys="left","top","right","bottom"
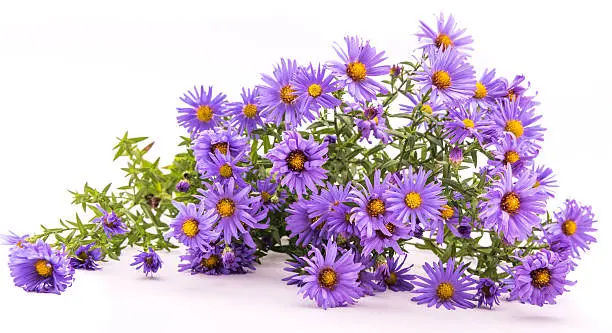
{"left": 471, "top": 68, "right": 505, "bottom": 109}
{"left": 197, "top": 151, "right": 248, "bottom": 187}
{"left": 328, "top": 36, "right": 389, "bottom": 102}
{"left": 169, "top": 201, "right": 219, "bottom": 251}
{"left": 92, "top": 205, "right": 128, "bottom": 237}
{"left": 192, "top": 127, "right": 249, "bottom": 166}
{"left": 293, "top": 242, "right": 363, "bottom": 309}
{"left": 444, "top": 105, "right": 489, "bottom": 144}
{"left": 226, "top": 87, "right": 265, "bottom": 136}
{"left": 487, "top": 133, "right": 536, "bottom": 175}
{"left": 266, "top": 131, "right": 328, "bottom": 197}
{"left": 547, "top": 199, "right": 597, "bottom": 257}
{"left": 417, "top": 13, "right": 473, "bottom": 52}
{"left": 506, "top": 249, "right": 574, "bottom": 306}
{"left": 411, "top": 258, "right": 476, "bottom": 310}
{"left": 8, "top": 240, "right": 75, "bottom": 294}
{"left": 131, "top": 248, "right": 163, "bottom": 277}
{"left": 480, "top": 165, "right": 547, "bottom": 242}
{"left": 70, "top": 243, "right": 103, "bottom": 271}
{"left": 293, "top": 63, "right": 341, "bottom": 114}
{"left": 286, "top": 198, "right": 324, "bottom": 247}
{"left": 177, "top": 86, "right": 226, "bottom": 134}
{"left": 349, "top": 170, "right": 392, "bottom": 237}
{"left": 258, "top": 59, "right": 306, "bottom": 128}
{"left": 489, "top": 98, "right": 545, "bottom": 147}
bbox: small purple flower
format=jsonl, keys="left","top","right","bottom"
{"left": 411, "top": 258, "right": 476, "bottom": 310}
{"left": 258, "top": 58, "right": 306, "bottom": 128}
{"left": 92, "top": 205, "right": 128, "bottom": 237}
{"left": 359, "top": 221, "right": 411, "bottom": 255}
{"left": 286, "top": 198, "right": 325, "bottom": 247}
{"left": 487, "top": 133, "right": 536, "bottom": 175}
{"left": 8, "top": 240, "right": 75, "bottom": 294}
{"left": 417, "top": 13, "right": 473, "bottom": 52}
{"left": 323, "top": 135, "right": 337, "bottom": 144}
{"left": 389, "top": 64, "right": 402, "bottom": 77}
{"left": 474, "top": 278, "right": 505, "bottom": 309}
{"left": 356, "top": 104, "right": 391, "bottom": 144}
{"left": 175, "top": 179, "right": 191, "bottom": 193}
{"left": 169, "top": 201, "right": 219, "bottom": 251}
{"left": 192, "top": 127, "right": 249, "bottom": 166}
{"left": 70, "top": 243, "right": 102, "bottom": 270}
{"left": 177, "top": 86, "right": 226, "bottom": 134}
{"left": 499, "top": 75, "right": 529, "bottom": 101}
{"left": 547, "top": 199, "right": 597, "bottom": 257}
{"left": 197, "top": 151, "right": 249, "bottom": 187}
{"left": 349, "top": 170, "right": 392, "bottom": 237}
{"left": 377, "top": 255, "right": 416, "bottom": 292}
{"left": 131, "top": 248, "right": 162, "bottom": 277}
{"left": 0, "top": 231, "right": 29, "bottom": 247}
{"left": 226, "top": 87, "right": 265, "bottom": 136}
{"left": 309, "top": 183, "right": 358, "bottom": 238}
{"left": 221, "top": 244, "right": 257, "bottom": 274}
{"left": 531, "top": 165, "right": 557, "bottom": 198}
{"left": 293, "top": 63, "right": 341, "bottom": 114}
{"left": 253, "top": 176, "right": 287, "bottom": 214}
{"left": 328, "top": 36, "right": 389, "bottom": 102}
{"left": 444, "top": 106, "right": 489, "bottom": 144}
{"left": 178, "top": 246, "right": 228, "bottom": 275}
{"left": 471, "top": 68, "right": 505, "bottom": 109}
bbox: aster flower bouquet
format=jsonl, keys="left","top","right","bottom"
{"left": 2, "top": 13, "right": 597, "bottom": 310}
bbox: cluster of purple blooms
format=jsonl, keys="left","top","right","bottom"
{"left": 0, "top": 13, "right": 597, "bottom": 313}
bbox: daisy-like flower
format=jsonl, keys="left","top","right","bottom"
{"left": 471, "top": 68, "right": 505, "bottom": 109}
{"left": 328, "top": 36, "right": 389, "bottom": 102}
{"left": 417, "top": 13, "right": 473, "bottom": 52}
{"left": 8, "top": 240, "right": 75, "bottom": 294}
{"left": 489, "top": 98, "right": 545, "bottom": 147}
{"left": 474, "top": 278, "right": 505, "bottom": 309}
{"left": 266, "top": 131, "right": 328, "bottom": 197}
{"left": 177, "top": 86, "right": 226, "bottom": 134}
{"left": 221, "top": 244, "right": 257, "bottom": 274}
{"left": 197, "top": 151, "right": 248, "bottom": 187}
{"left": 286, "top": 198, "right": 325, "bottom": 247}
{"left": 253, "top": 176, "right": 287, "bottom": 214}
{"left": 387, "top": 166, "right": 445, "bottom": 231}
{"left": 92, "top": 205, "right": 128, "bottom": 237}
{"left": 355, "top": 254, "right": 384, "bottom": 296}
{"left": 0, "top": 231, "right": 29, "bottom": 247}
{"left": 411, "top": 258, "right": 476, "bottom": 310}
{"left": 499, "top": 75, "right": 529, "bottom": 101}
{"left": 356, "top": 104, "right": 391, "bottom": 144}
{"left": 360, "top": 221, "right": 411, "bottom": 254}
{"left": 294, "top": 242, "right": 363, "bottom": 309}
{"left": 131, "top": 248, "right": 162, "bottom": 277}
{"left": 506, "top": 249, "right": 575, "bottom": 306}
{"left": 169, "top": 201, "right": 219, "bottom": 251}
{"left": 480, "top": 165, "right": 548, "bottom": 243}
{"left": 547, "top": 199, "right": 597, "bottom": 257}
{"left": 444, "top": 106, "right": 489, "bottom": 144}
{"left": 309, "top": 183, "right": 358, "bottom": 238}
{"left": 70, "top": 243, "right": 102, "bottom": 270}
{"left": 531, "top": 165, "right": 557, "bottom": 198}
{"left": 178, "top": 246, "right": 228, "bottom": 275}
{"left": 349, "top": 170, "right": 392, "bottom": 237}
{"left": 293, "top": 63, "right": 341, "bottom": 114}
{"left": 487, "top": 133, "right": 536, "bottom": 175}
{"left": 377, "top": 255, "right": 416, "bottom": 292}
{"left": 283, "top": 254, "right": 309, "bottom": 287}
{"left": 192, "top": 127, "right": 249, "bottom": 166}
{"left": 198, "top": 178, "right": 266, "bottom": 246}
{"left": 400, "top": 93, "right": 446, "bottom": 130}
{"left": 258, "top": 58, "right": 306, "bottom": 128}
{"left": 414, "top": 47, "right": 476, "bottom": 104}
{"left": 226, "top": 87, "right": 265, "bottom": 136}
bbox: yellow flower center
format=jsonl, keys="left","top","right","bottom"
{"left": 505, "top": 151, "right": 520, "bottom": 164}
{"left": 421, "top": 104, "right": 433, "bottom": 115}
{"left": 440, "top": 204, "right": 454, "bottom": 220}
{"left": 182, "top": 219, "right": 199, "bottom": 237}
{"left": 385, "top": 272, "right": 398, "bottom": 286}
{"left": 211, "top": 142, "right": 228, "bottom": 155}
{"left": 505, "top": 120, "right": 524, "bottom": 138}
{"left": 280, "top": 84, "right": 297, "bottom": 104}
{"left": 366, "top": 199, "right": 386, "bottom": 217}
{"left": 286, "top": 150, "right": 307, "bottom": 172}
{"left": 533, "top": 180, "right": 541, "bottom": 188}
{"left": 216, "top": 198, "right": 236, "bottom": 217}
{"left": 507, "top": 89, "right": 517, "bottom": 101}
{"left": 219, "top": 164, "right": 233, "bottom": 178}
{"left": 474, "top": 82, "right": 488, "bottom": 99}
{"left": 307, "top": 83, "right": 323, "bottom": 98}
{"left": 436, "top": 282, "right": 454, "bottom": 300}
{"left": 202, "top": 255, "right": 219, "bottom": 269}
{"left": 404, "top": 192, "right": 422, "bottom": 209}
{"left": 261, "top": 191, "right": 271, "bottom": 203}
{"left": 530, "top": 268, "right": 551, "bottom": 288}
{"left": 346, "top": 61, "right": 367, "bottom": 81}
{"left": 562, "top": 220, "right": 577, "bottom": 236}
{"left": 196, "top": 105, "right": 213, "bottom": 122}
{"left": 385, "top": 223, "right": 395, "bottom": 234}
{"left": 462, "top": 118, "right": 475, "bottom": 129}
{"left": 318, "top": 268, "right": 338, "bottom": 289}
{"left": 435, "top": 34, "right": 453, "bottom": 50}
{"left": 501, "top": 192, "right": 520, "bottom": 214}
{"left": 242, "top": 104, "right": 258, "bottom": 118}
{"left": 34, "top": 259, "right": 53, "bottom": 277}
{"left": 432, "top": 70, "right": 452, "bottom": 89}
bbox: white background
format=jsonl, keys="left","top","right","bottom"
{"left": 0, "top": 0, "right": 611, "bottom": 332}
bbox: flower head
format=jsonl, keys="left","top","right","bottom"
{"left": 192, "top": 127, "right": 249, "bottom": 166}
{"left": 449, "top": 146, "right": 464, "bottom": 166}
{"left": 349, "top": 170, "right": 392, "bottom": 237}
{"left": 377, "top": 255, "right": 416, "bottom": 292}
{"left": 131, "top": 248, "right": 162, "bottom": 277}
{"left": 487, "top": 133, "right": 536, "bottom": 175}
{"left": 417, "top": 13, "right": 473, "bottom": 52}
{"left": 0, "top": 231, "right": 29, "bottom": 247}
{"left": 287, "top": 198, "right": 325, "bottom": 247}
{"left": 197, "top": 150, "right": 249, "bottom": 187}
{"left": 470, "top": 68, "right": 505, "bottom": 109}
{"left": 92, "top": 205, "right": 128, "bottom": 237}
{"left": 177, "top": 86, "right": 226, "bottom": 134}
{"left": 258, "top": 59, "right": 307, "bottom": 128}
{"left": 175, "top": 179, "right": 191, "bottom": 193}
{"left": 178, "top": 246, "right": 228, "bottom": 275}
{"left": 309, "top": 183, "right": 358, "bottom": 238}
{"left": 293, "top": 63, "right": 341, "bottom": 114}
{"left": 411, "top": 258, "right": 476, "bottom": 310}
{"left": 226, "top": 87, "right": 265, "bottom": 136}
{"left": 489, "top": 98, "right": 544, "bottom": 148}
{"left": 169, "top": 201, "right": 219, "bottom": 251}
{"left": 531, "top": 165, "right": 557, "bottom": 198}
{"left": 253, "top": 176, "right": 287, "bottom": 214}
{"left": 221, "top": 244, "right": 257, "bottom": 274}
{"left": 547, "top": 199, "right": 597, "bottom": 257}
{"left": 70, "top": 243, "right": 102, "bottom": 270}
{"left": 356, "top": 104, "right": 391, "bottom": 144}
{"left": 444, "top": 106, "right": 489, "bottom": 144}
{"left": 474, "top": 278, "right": 506, "bottom": 308}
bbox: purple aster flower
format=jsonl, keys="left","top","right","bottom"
{"left": 449, "top": 146, "right": 464, "bottom": 166}
{"left": 169, "top": 201, "right": 219, "bottom": 251}
{"left": 131, "top": 247, "right": 162, "bottom": 277}
{"left": 293, "top": 63, "right": 341, "bottom": 114}
{"left": 70, "top": 243, "right": 102, "bottom": 270}
{"left": 531, "top": 165, "right": 557, "bottom": 198}
{"left": 377, "top": 255, "right": 416, "bottom": 292}
{"left": 506, "top": 249, "right": 575, "bottom": 306}
{"left": 309, "top": 183, "right": 358, "bottom": 238}
{"left": 471, "top": 68, "right": 505, "bottom": 109}
{"left": 177, "top": 86, "right": 226, "bottom": 134}
{"left": 487, "top": 133, "right": 536, "bottom": 175}
{"left": 178, "top": 245, "right": 228, "bottom": 275}
{"left": 547, "top": 199, "right": 597, "bottom": 257}
{"left": 387, "top": 166, "right": 445, "bottom": 231}
{"left": 499, "top": 75, "right": 529, "bottom": 101}
{"left": 414, "top": 47, "right": 476, "bottom": 104}
{"left": 294, "top": 242, "right": 363, "bottom": 309}
{"left": 0, "top": 231, "right": 29, "bottom": 247}
{"left": 400, "top": 93, "right": 445, "bottom": 130}
{"left": 8, "top": 240, "right": 75, "bottom": 294}
{"left": 489, "top": 98, "right": 545, "bottom": 147}
{"left": 253, "top": 176, "right": 287, "bottom": 214}
{"left": 545, "top": 234, "right": 575, "bottom": 268}
{"left": 197, "top": 150, "right": 248, "bottom": 187}
{"left": 411, "top": 258, "right": 476, "bottom": 310}
{"left": 92, "top": 205, "right": 128, "bottom": 237}
{"left": 447, "top": 217, "right": 472, "bottom": 239}
{"left": 360, "top": 221, "right": 411, "bottom": 254}
{"left": 356, "top": 104, "right": 391, "bottom": 144}
{"left": 192, "top": 127, "right": 249, "bottom": 166}
{"left": 349, "top": 170, "right": 392, "bottom": 237}
{"left": 444, "top": 106, "right": 489, "bottom": 144}
{"left": 226, "top": 87, "right": 265, "bottom": 136}
{"left": 266, "top": 131, "right": 328, "bottom": 197}
{"left": 355, "top": 254, "right": 384, "bottom": 296}
{"left": 474, "top": 278, "right": 505, "bottom": 309}
{"left": 175, "top": 179, "right": 191, "bottom": 193}
{"left": 417, "top": 13, "right": 473, "bottom": 52}
{"left": 258, "top": 58, "right": 307, "bottom": 128}
{"left": 287, "top": 198, "right": 325, "bottom": 247}
{"left": 198, "top": 178, "right": 266, "bottom": 246}
{"left": 221, "top": 244, "right": 257, "bottom": 274}
{"left": 328, "top": 36, "right": 389, "bottom": 102}
{"left": 480, "top": 165, "right": 548, "bottom": 243}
